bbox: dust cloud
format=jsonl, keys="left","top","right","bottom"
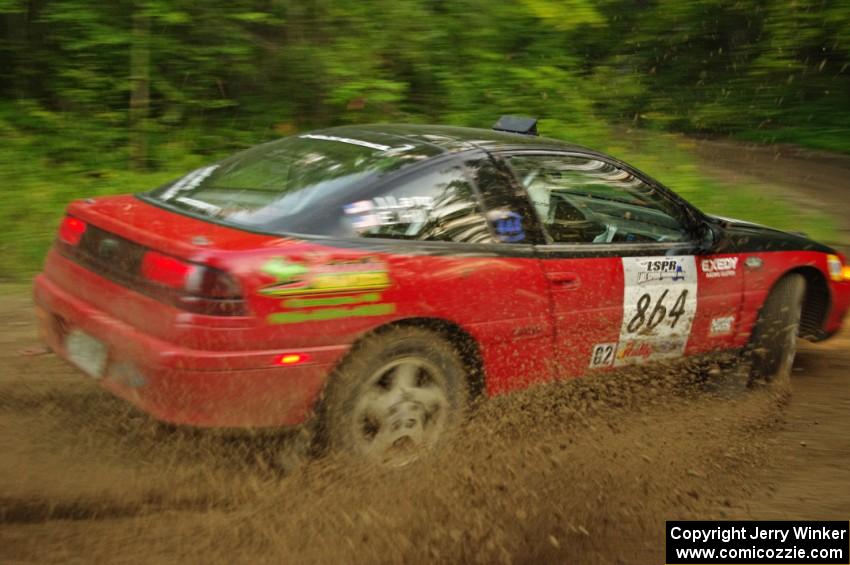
{"left": 1, "top": 290, "right": 796, "bottom": 564}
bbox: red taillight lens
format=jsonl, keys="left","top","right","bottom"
{"left": 140, "top": 250, "right": 246, "bottom": 316}
{"left": 55, "top": 218, "right": 246, "bottom": 317}
{"left": 58, "top": 216, "right": 87, "bottom": 246}
{"left": 141, "top": 251, "right": 194, "bottom": 288}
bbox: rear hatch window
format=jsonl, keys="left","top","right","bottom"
{"left": 145, "top": 130, "right": 442, "bottom": 237}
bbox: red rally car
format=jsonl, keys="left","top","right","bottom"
{"left": 34, "top": 117, "right": 850, "bottom": 464}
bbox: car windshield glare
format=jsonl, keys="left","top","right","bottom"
{"left": 148, "top": 132, "right": 441, "bottom": 231}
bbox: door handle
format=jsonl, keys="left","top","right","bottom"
{"left": 546, "top": 272, "right": 580, "bottom": 288}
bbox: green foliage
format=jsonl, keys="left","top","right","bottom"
{"left": 0, "top": 0, "right": 846, "bottom": 278}
{"left": 4, "top": 0, "right": 847, "bottom": 156}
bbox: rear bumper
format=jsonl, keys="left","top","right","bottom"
{"left": 33, "top": 273, "right": 348, "bottom": 428}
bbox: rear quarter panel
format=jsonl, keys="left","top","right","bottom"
{"left": 226, "top": 243, "right": 554, "bottom": 395}
{"left": 55, "top": 196, "right": 555, "bottom": 395}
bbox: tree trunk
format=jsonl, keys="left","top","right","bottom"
{"left": 128, "top": 8, "right": 150, "bottom": 170}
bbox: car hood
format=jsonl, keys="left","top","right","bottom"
{"left": 709, "top": 214, "right": 834, "bottom": 254}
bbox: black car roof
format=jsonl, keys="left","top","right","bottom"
{"left": 312, "top": 123, "right": 593, "bottom": 155}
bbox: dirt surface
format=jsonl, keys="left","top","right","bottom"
{"left": 1, "top": 297, "right": 848, "bottom": 563}
{"left": 2, "top": 140, "right": 850, "bottom": 563}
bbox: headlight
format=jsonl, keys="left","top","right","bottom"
{"left": 827, "top": 254, "right": 849, "bottom": 282}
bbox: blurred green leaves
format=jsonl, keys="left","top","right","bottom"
{"left": 0, "top": 0, "right": 847, "bottom": 277}
{"left": 3, "top": 0, "right": 848, "bottom": 160}
{"left": 520, "top": 0, "right": 604, "bottom": 29}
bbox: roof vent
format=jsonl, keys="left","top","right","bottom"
{"left": 492, "top": 115, "right": 538, "bottom": 136}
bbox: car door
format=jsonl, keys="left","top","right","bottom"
{"left": 499, "top": 151, "right": 743, "bottom": 378}
{"left": 334, "top": 150, "right": 554, "bottom": 395}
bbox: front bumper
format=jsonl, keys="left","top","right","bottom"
{"left": 33, "top": 273, "right": 348, "bottom": 428}
{"left": 824, "top": 280, "right": 850, "bottom": 338}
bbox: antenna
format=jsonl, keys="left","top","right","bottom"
{"left": 492, "top": 115, "right": 539, "bottom": 136}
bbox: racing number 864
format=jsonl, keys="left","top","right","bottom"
{"left": 627, "top": 289, "right": 688, "bottom": 334}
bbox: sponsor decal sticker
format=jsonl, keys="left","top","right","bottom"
{"left": 259, "top": 257, "right": 391, "bottom": 297}
{"left": 589, "top": 343, "right": 616, "bottom": 368}
{"left": 616, "top": 340, "right": 654, "bottom": 361}
{"left": 701, "top": 256, "right": 739, "bottom": 278}
{"left": 635, "top": 258, "right": 686, "bottom": 285}
{"left": 615, "top": 339, "right": 684, "bottom": 363}
{"left": 710, "top": 315, "right": 735, "bottom": 336}
{"left": 745, "top": 256, "right": 763, "bottom": 269}
{"left": 259, "top": 257, "right": 396, "bottom": 324}
{"left": 267, "top": 302, "right": 395, "bottom": 325}
{"left": 618, "top": 256, "right": 697, "bottom": 366}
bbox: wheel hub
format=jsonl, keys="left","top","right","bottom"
{"left": 351, "top": 357, "right": 449, "bottom": 465}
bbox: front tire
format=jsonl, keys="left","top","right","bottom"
{"left": 747, "top": 273, "right": 806, "bottom": 386}
{"left": 320, "top": 327, "right": 469, "bottom": 466}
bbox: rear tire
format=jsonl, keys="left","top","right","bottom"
{"left": 747, "top": 273, "right": 806, "bottom": 387}
{"left": 319, "top": 327, "right": 469, "bottom": 466}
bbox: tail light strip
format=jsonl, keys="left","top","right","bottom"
{"left": 56, "top": 215, "right": 247, "bottom": 316}
{"left": 58, "top": 216, "right": 87, "bottom": 246}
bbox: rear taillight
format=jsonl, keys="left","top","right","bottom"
{"left": 141, "top": 250, "right": 246, "bottom": 316}
{"left": 141, "top": 251, "right": 193, "bottom": 288}
{"left": 58, "top": 216, "right": 87, "bottom": 246}
{"left": 55, "top": 219, "right": 246, "bottom": 316}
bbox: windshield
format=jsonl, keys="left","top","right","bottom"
{"left": 147, "top": 130, "right": 442, "bottom": 234}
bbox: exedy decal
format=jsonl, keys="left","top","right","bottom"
{"left": 701, "top": 257, "right": 738, "bottom": 278}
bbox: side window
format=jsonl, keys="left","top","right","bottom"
{"left": 507, "top": 155, "right": 691, "bottom": 244}
{"left": 342, "top": 164, "right": 496, "bottom": 244}
{"left": 461, "top": 154, "right": 538, "bottom": 244}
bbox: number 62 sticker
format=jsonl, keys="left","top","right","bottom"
{"left": 589, "top": 343, "right": 616, "bottom": 368}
